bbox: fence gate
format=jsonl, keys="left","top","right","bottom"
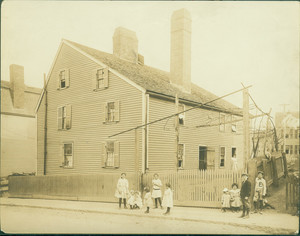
{"left": 142, "top": 169, "right": 242, "bottom": 208}
{"left": 286, "top": 174, "right": 299, "bottom": 214}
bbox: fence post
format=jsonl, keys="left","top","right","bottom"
{"left": 282, "top": 152, "right": 288, "bottom": 178}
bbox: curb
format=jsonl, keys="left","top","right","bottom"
{"left": 1, "top": 203, "right": 297, "bottom": 235}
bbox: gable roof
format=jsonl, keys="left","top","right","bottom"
{"left": 65, "top": 40, "right": 242, "bottom": 115}
{"left": 36, "top": 39, "right": 242, "bottom": 115}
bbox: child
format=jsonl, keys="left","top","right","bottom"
{"left": 144, "top": 187, "right": 152, "bottom": 213}
{"left": 253, "top": 171, "right": 266, "bottom": 214}
{"left": 230, "top": 183, "right": 241, "bottom": 212}
{"left": 152, "top": 173, "right": 163, "bottom": 209}
{"left": 127, "top": 190, "right": 135, "bottom": 209}
{"left": 114, "top": 173, "right": 129, "bottom": 209}
{"left": 221, "top": 188, "right": 231, "bottom": 212}
{"left": 134, "top": 191, "right": 143, "bottom": 209}
{"left": 162, "top": 183, "right": 173, "bottom": 215}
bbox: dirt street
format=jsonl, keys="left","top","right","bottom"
{"left": 1, "top": 205, "right": 267, "bottom": 234}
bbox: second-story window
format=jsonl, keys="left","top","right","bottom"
{"left": 58, "top": 69, "right": 70, "bottom": 89}
{"left": 58, "top": 105, "right": 72, "bottom": 130}
{"left": 219, "top": 114, "right": 225, "bottom": 132}
{"left": 103, "top": 101, "right": 120, "bottom": 123}
{"left": 178, "top": 104, "right": 185, "bottom": 125}
{"left": 231, "top": 115, "right": 237, "bottom": 132}
{"left": 177, "top": 144, "right": 185, "bottom": 169}
{"left": 220, "top": 146, "right": 226, "bottom": 167}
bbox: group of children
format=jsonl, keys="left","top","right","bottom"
{"left": 221, "top": 183, "right": 242, "bottom": 212}
{"left": 115, "top": 173, "right": 173, "bottom": 215}
{"left": 221, "top": 171, "right": 267, "bottom": 214}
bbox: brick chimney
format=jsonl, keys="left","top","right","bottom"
{"left": 113, "top": 27, "right": 139, "bottom": 64}
{"left": 170, "top": 9, "right": 192, "bottom": 93}
{"left": 9, "top": 64, "right": 25, "bottom": 109}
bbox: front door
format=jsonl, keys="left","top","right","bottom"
{"left": 199, "top": 146, "right": 207, "bottom": 170}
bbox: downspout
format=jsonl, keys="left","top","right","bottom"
{"left": 43, "top": 73, "right": 47, "bottom": 175}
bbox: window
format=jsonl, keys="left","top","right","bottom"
{"left": 219, "top": 114, "right": 225, "bottom": 132}
{"left": 232, "top": 147, "right": 237, "bottom": 158}
{"left": 57, "top": 105, "right": 72, "bottom": 130}
{"left": 178, "top": 104, "right": 185, "bottom": 125}
{"left": 295, "top": 145, "right": 298, "bottom": 155}
{"left": 295, "top": 129, "right": 299, "bottom": 139}
{"left": 220, "top": 147, "right": 225, "bottom": 167}
{"left": 61, "top": 143, "right": 73, "bottom": 168}
{"left": 58, "top": 69, "right": 70, "bottom": 89}
{"left": 290, "top": 145, "right": 293, "bottom": 154}
{"left": 285, "top": 145, "right": 290, "bottom": 154}
{"left": 92, "top": 67, "right": 108, "bottom": 90}
{"left": 178, "top": 144, "right": 184, "bottom": 169}
{"left": 290, "top": 129, "right": 294, "bottom": 139}
{"left": 103, "top": 101, "right": 120, "bottom": 123}
{"left": 231, "top": 115, "right": 237, "bottom": 132}
{"left": 102, "top": 141, "right": 120, "bottom": 168}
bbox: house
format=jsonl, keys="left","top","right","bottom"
{"left": 1, "top": 64, "right": 42, "bottom": 177}
{"left": 275, "top": 112, "right": 300, "bottom": 161}
{"left": 36, "top": 9, "right": 244, "bottom": 176}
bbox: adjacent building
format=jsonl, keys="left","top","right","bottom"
{"left": 36, "top": 9, "right": 244, "bottom": 176}
{"left": 275, "top": 112, "right": 300, "bottom": 160}
{"left": 1, "top": 65, "right": 42, "bottom": 177}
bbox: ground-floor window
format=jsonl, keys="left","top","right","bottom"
{"left": 62, "top": 143, "right": 73, "bottom": 168}
{"left": 220, "top": 147, "right": 225, "bottom": 167}
{"left": 103, "top": 141, "right": 120, "bottom": 168}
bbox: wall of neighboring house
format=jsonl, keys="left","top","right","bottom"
{"left": 37, "top": 43, "right": 143, "bottom": 175}
{"left": 147, "top": 95, "right": 244, "bottom": 172}
{"left": 1, "top": 114, "right": 37, "bottom": 177}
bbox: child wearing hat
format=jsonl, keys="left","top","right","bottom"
{"left": 221, "top": 188, "right": 231, "bottom": 212}
{"left": 240, "top": 173, "right": 251, "bottom": 218}
{"left": 230, "top": 183, "right": 241, "bottom": 212}
{"left": 253, "top": 171, "right": 266, "bottom": 214}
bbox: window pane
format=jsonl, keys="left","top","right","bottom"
{"left": 64, "top": 144, "right": 72, "bottom": 155}
{"left": 232, "top": 148, "right": 236, "bottom": 157}
{"left": 108, "top": 102, "right": 115, "bottom": 122}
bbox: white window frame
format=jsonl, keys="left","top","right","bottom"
{"left": 62, "top": 142, "right": 74, "bottom": 168}
{"left": 105, "top": 141, "right": 115, "bottom": 167}
{"left": 177, "top": 143, "right": 185, "bottom": 169}
{"left": 219, "top": 146, "right": 226, "bottom": 168}
{"left": 219, "top": 114, "right": 225, "bottom": 132}
{"left": 96, "top": 68, "right": 105, "bottom": 89}
{"left": 59, "top": 69, "right": 66, "bottom": 89}
{"left": 107, "top": 102, "right": 116, "bottom": 122}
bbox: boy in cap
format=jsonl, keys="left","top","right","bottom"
{"left": 239, "top": 173, "right": 251, "bottom": 219}
{"left": 253, "top": 171, "right": 266, "bottom": 214}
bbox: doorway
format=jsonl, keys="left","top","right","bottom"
{"left": 199, "top": 146, "right": 207, "bottom": 170}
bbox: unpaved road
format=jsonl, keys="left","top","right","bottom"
{"left": 0, "top": 205, "right": 268, "bottom": 234}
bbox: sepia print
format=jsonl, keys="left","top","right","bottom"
{"left": 0, "top": 1, "right": 299, "bottom": 234}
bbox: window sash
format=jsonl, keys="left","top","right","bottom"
{"left": 108, "top": 102, "right": 115, "bottom": 122}
{"left": 63, "top": 143, "right": 73, "bottom": 168}
{"left": 220, "top": 147, "right": 225, "bottom": 167}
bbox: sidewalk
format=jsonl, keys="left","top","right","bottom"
{"left": 1, "top": 197, "right": 298, "bottom": 234}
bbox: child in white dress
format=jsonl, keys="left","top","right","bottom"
{"left": 162, "top": 183, "right": 173, "bottom": 215}
{"left": 127, "top": 190, "right": 135, "bottom": 209}
{"left": 134, "top": 191, "right": 143, "bottom": 209}
{"left": 221, "top": 188, "right": 231, "bottom": 212}
{"left": 230, "top": 183, "right": 241, "bottom": 212}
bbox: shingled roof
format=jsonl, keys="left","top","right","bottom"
{"left": 65, "top": 39, "right": 242, "bottom": 115}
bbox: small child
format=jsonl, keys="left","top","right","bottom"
{"left": 162, "top": 183, "right": 173, "bottom": 215}
{"left": 144, "top": 187, "right": 152, "bottom": 213}
{"left": 133, "top": 191, "right": 143, "bottom": 209}
{"left": 127, "top": 190, "right": 135, "bottom": 209}
{"left": 230, "top": 183, "right": 241, "bottom": 212}
{"left": 221, "top": 188, "right": 231, "bottom": 212}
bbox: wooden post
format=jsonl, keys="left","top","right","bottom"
{"left": 175, "top": 94, "right": 179, "bottom": 170}
{"left": 135, "top": 128, "right": 139, "bottom": 173}
{"left": 247, "top": 158, "right": 257, "bottom": 210}
{"left": 243, "top": 88, "right": 250, "bottom": 171}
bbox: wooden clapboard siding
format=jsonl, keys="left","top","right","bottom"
{"left": 148, "top": 95, "right": 244, "bottom": 171}
{"left": 37, "top": 95, "right": 46, "bottom": 176}
{"left": 37, "top": 43, "right": 143, "bottom": 175}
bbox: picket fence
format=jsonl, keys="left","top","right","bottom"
{"left": 142, "top": 169, "right": 243, "bottom": 207}
{"left": 286, "top": 174, "right": 299, "bottom": 214}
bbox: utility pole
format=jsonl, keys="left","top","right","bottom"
{"left": 243, "top": 88, "right": 250, "bottom": 171}
{"left": 175, "top": 94, "right": 179, "bottom": 171}
{"left": 280, "top": 104, "right": 289, "bottom": 154}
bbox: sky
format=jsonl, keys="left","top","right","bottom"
{"left": 1, "top": 1, "right": 299, "bottom": 117}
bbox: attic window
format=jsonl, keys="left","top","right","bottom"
{"left": 178, "top": 104, "right": 185, "bottom": 125}
{"left": 92, "top": 67, "right": 108, "bottom": 90}
{"left": 58, "top": 69, "right": 70, "bottom": 89}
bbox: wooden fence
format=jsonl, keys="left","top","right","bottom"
{"left": 8, "top": 173, "right": 141, "bottom": 202}
{"left": 286, "top": 174, "right": 299, "bottom": 214}
{"left": 142, "top": 169, "right": 243, "bottom": 208}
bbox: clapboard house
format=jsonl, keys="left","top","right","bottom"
{"left": 36, "top": 9, "right": 244, "bottom": 176}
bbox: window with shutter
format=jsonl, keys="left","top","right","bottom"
{"left": 114, "top": 101, "right": 120, "bottom": 122}
{"left": 102, "top": 141, "right": 120, "bottom": 168}
{"left": 57, "top": 107, "right": 63, "bottom": 130}
{"left": 102, "top": 142, "right": 108, "bottom": 167}
{"left": 220, "top": 146, "right": 226, "bottom": 167}
{"left": 114, "top": 141, "right": 120, "bottom": 168}
{"left": 65, "top": 105, "right": 72, "bottom": 129}
{"left": 177, "top": 144, "right": 185, "bottom": 169}
{"left": 103, "top": 102, "right": 108, "bottom": 123}
{"left": 207, "top": 148, "right": 215, "bottom": 168}
{"left": 93, "top": 67, "right": 109, "bottom": 90}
